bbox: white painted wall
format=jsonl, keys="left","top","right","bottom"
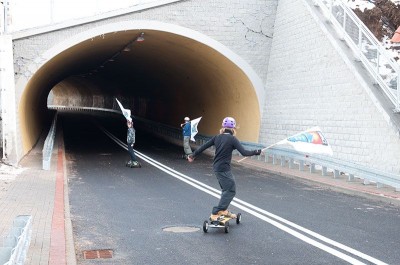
{"left": 261, "top": 0, "right": 400, "bottom": 174}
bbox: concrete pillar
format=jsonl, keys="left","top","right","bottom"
{"left": 0, "top": 1, "right": 11, "bottom": 33}
{"left": 0, "top": 2, "right": 4, "bottom": 34}
{"left": 0, "top": 34, "right": 17, "bottom": 164}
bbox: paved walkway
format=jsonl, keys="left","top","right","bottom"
{"left": 0, "top": 139, "right": 399, "bottom": 264}
{"left": 0, "top": 133, "right": 75, "bottom": 265}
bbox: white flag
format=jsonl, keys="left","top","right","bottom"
{"left": 190, "top": 117, "right": 202, "bottom": 142}
{"left": 116, "top": 98, "right": 132, "bottom": 122}
{"left": 273, "top": 127, "right": 333, "bottom": 156}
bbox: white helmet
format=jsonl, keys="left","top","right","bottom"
{"left": 184, "top": 117, "right": 190, "bottom": 121}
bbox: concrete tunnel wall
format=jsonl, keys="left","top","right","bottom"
{"left": 18, "top": 21, "right": 265, "bottom": 158}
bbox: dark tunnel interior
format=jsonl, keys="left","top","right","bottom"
{"left": 18, "top": 29, "right": 261, "bottom": 155}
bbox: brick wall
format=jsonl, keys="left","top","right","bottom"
{"left": 12, "top": 0, "right": 278, "bottom": 87}
{"left": 8, "top": 0, "right": 400, "bottom": 174}
{"left": 261, "top": 0, "right": 400, "bottom": 174}
{"left": 9, "top": 0, "right": 278, "bottom": 161}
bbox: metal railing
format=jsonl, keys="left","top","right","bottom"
{"left": 261, "top": 146, "right": 400, "bottom": 191}
{"left": 0, "top": 215, "right": 32, "bottom": 265}
{"left": 138, "top": 117, "right": 400, "bottom": 192}
{"left": 48, "top": 105, "right": 121, "bottom": 115}
{"left": 47, "top": 106, "right": 400, "bottom": 191}
{"left": 42, "top": 113, "right": 58, "bottom": 170}
{"left": 312, "top": 0, "right": 400, "bottom": 112}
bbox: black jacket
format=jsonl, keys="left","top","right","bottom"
{"left": 192, "top": 132, "right": 257, "bottom": 172}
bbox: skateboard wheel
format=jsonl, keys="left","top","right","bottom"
{"left": 224, "top": 221, "right": 230, "bottom": 233}
{"left": 236, "top": 213, "right": 242, "bottom": 224}
{"left": 203, "top": 220, "right": 209, "bottom": 233}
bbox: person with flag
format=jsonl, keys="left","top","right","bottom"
{"left": 187, "top": 117, "right": 261, "bottom": 221}
{"left": 180, "top": 116, "right": 193, "bottom": 159}
{"left": 125, "top": 119, "right": 141, "bottom": 168}
{"left": 115, "top": 98, "right": 141, "bottom": 168}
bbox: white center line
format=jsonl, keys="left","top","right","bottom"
{"left": 100, "top": 126, "right": 388, "bottom": 265}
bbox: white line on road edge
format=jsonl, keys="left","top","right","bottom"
{"left": 100, "top": 126, "right": 387, "bottom": 265}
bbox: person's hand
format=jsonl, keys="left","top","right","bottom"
{"left": 254, "top": 149, "right": 262, "bottom": 155}
{"left": 187, "top": 155, "right": 194, "bottom": 162}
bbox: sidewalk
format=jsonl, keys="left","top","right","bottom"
{"left": 0, "top": 143, "right": 399, "bottom": 265}
{"left": 0, "top": 133, "right": 75, "bottom": 265}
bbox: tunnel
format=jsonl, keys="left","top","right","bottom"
{"left": 17, "top": 22, "right": 264, "bottom": 156}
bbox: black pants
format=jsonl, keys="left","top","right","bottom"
{"left": 212, "top": 171, "right": 236, "bottom": 214}
{"left": 127, "top": 143, "right": 137, "bottom": 161}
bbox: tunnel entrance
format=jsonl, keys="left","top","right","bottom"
{"left": 18, "top": 21, "right": 264, "bottom": 159}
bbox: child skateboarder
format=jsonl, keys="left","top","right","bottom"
{"left": 188, "top": 117, "right": 261, "bottom": 221}
{"left": 126, "top": 119, "right": 141, "bottom": 168}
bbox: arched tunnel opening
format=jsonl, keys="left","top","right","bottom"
{"left": 18, "top": 27, "right": 262, "bottom": 155}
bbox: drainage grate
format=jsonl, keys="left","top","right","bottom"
{"left": 83, "top": 249, "right": 113, "bottom": 259}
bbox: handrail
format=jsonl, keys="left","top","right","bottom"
{"left": 47, "top": 105, "right": 121, "bottom": 114}
{"left": 264, "top": 146, "right": 400, "bottom": 191}
{"left": 312, "top": 0, "right": 400, "bottom": 112}
{"left": 0, "top": 215, "right": 32, "bottom": 265}
{"left": 137, "top": 116, "right": 400, "bottom": 191}
{"left": 47, "top": 106, "right": 400, "bottom": 191}
{"left": 42, "top": 112, "right": 58, "bottom": 170}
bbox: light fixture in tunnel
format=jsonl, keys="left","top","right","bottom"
{"left": 136, "top": 32, "right": 145, "bottom": 42}
{"left": 76, "top": 32, "right": 146, "bottom": 77}
{"left": 123, "top": 32, "right": 145, "bottom": 52}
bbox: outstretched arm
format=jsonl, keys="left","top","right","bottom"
{"left": 233, "top": 137, "right": 261, "bottom": 156}
{"left": 188, "top": 136, "right": 215, "bottom": 162}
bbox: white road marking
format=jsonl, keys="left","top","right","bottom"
{"left": 100, "top": 126, "right": 387, "bottom": 265}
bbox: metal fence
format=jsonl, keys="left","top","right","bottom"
{"left": 42, "top": 113, "right": 58, "bottom": 170}
{"left": 138, "top": 117, "right": 400, "bottom": 192}
{"left": 312, "top": 0, "right": 400, "bottom": 112}
{"left": 49, "top": 106, "right": 400, "bottom": 191}
{"left": 47, "top": 106, "right": 400, "bottom": 192}
{"left": 260, "top": 146, "right": 400, "bottom": 191}
{"left": 0, "top": 215, "right": 32, "bottom": 265}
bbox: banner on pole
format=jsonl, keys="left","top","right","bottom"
{"left": 190, "top": 117, "right": 202, "bottom": 142}
{"left": 273, "top": 127, "right": 333, "bottom": 156}
{"left": 116, "top": 98, "right": 132, "bottom": 121}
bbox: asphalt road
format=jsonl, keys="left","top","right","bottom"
{"left": 62, "top": 113, "right": 400, "bottom": 265}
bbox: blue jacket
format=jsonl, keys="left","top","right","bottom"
{"left": 182, "top": 122, "right": 191, "bottom": 137}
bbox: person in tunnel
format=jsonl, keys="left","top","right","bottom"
{"left": 187, "top": 117, "right": 261, "bottom": 221}
{"left": 126, "top": 119, "right": 141, "bottom": 168}
{"left": 180, "top": 117, "right": 193, "bottom": 159}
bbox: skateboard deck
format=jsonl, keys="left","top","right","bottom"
{"left": 203, "top": 213, "right": 241, "bottom": 233}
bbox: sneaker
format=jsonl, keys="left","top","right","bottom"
{"left": 217, "top": 210, "right": 237, "bottom": 219}
{"left": 131, "top": 161, "right": 141, "bottom": 168}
